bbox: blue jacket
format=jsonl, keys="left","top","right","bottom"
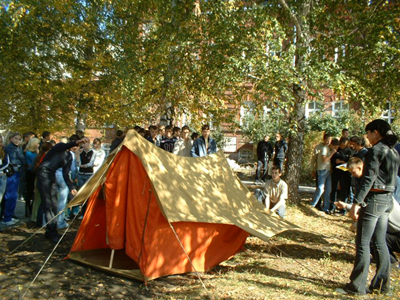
{"left": 355, "top": 140, "right": 400, "bottom": 205}
{"left": 191, "top": 136, "right": 217, "bottom": 157}
{"left": 5, "top": 142, "right": 26, "bottom": 171}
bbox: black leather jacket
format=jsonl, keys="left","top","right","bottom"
{"left": 355, "top": 140, "right": 400, "bottom": 205}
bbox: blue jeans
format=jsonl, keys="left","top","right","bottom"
{"left": 3, "top": 172, "right": 21, "bottom": 222}
{"left": 56, "top": 172, "right": 69, "bottom": 229}
{"left": 394, "top": 176, "right": 400, "bottom": 204}
{"left": 345, "top": 193, "right": 392, "bottom": 294}
{"left": 254, "top": 188, "right": 286, "bottom": 218}
{"left": 311, "top": 169, "right": 331, "bottom": 212}
{"left": 255, "top": 158, "right": 269, "bottom": 181}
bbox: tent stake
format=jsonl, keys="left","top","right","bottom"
{"left": 109, "top": 249, "right": 115, "bottom": 268}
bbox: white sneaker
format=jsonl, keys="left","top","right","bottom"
{"left": 2, "top": 219, "right": 18, "bottom": 226}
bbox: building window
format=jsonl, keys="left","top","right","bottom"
{"left": 305, "top": 101, "right": 321, "bottom": 118}
{"left": 331, "top": 101, "right": 349, "bottom": 117}
{"left": 381, "top": 102, "right": 394, "bottom": 124}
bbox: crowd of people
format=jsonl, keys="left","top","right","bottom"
{"left": 0, "top": 124, "right": 216, "bottom": 243}
{"left": 306, "top": 121, "right": 400, "bottom": 296}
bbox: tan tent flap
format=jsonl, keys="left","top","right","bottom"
{"left": 68, "top": 130, "right": 296, "bottom": 241}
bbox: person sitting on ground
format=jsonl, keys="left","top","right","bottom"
{"left": 253, "top": 165, "right": 287, "bottom": 218}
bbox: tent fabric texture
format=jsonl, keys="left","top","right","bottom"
{"left": 67, "top": 130, "right": 296, "bottom": 282}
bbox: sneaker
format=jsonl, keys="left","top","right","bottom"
{"left": 2, "top": 219, "right": 18, "bottom": 226}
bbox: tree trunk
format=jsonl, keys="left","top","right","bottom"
{"left": 279, "top": 0, "right": 310, "bottom": 204}
{"left": 285, "top": 97, "right": 306, "bottom": 204}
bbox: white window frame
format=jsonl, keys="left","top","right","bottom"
{"left": 305, "top": 101, "right": 321, "bottom": 118}
{"left": 381, "top": 102, "right": 394, "bottom": 124}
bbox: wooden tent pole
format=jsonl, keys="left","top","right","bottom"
{"left": 109, "top": 249, "right": 115, "bottom": 268}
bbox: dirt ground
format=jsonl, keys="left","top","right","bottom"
{"left": 1, "top": 192, "right": 399, "bottom": 300}
{"left": 0, "top": 219, "right": 156, "bottom": 299}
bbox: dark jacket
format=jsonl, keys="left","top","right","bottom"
{"left": 110, "top": 137, "right": 123, "bottom": 153}
{"left": 257, "top": 140, "right": 273, "bottom": 161}
{"left": 39, "top": 141, "right": 77, "bottom": 191}
{"left": 355, "top": 140, "right": 400, "bottom": 205}
{"left": 5, "top": 142, "right": 26, "bottom": 172}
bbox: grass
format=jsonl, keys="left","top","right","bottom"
{"left": 147, "top": 196, "right": 400, "bottom": 300}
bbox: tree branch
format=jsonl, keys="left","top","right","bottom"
{"left": 277, "top": 0, "right": 304, "bottom": 40}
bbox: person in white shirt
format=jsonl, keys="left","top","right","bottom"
{"left": 310, "top": 133, "right": 337, "bottom": 213}
{"left": 254, "top": 165, "right": 287, "bottom": 218}
{"left": 173, "top": 126, "right": 193, "bottom": 157}
{"left": 92, "top": 138, "right": 105, "bottom": 173}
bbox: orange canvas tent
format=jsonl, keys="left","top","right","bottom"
{"left": 66, "top": 130, "right": 295, "bottom": 282}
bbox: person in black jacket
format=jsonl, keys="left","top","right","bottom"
{"left": 109, "top": 130, "right": 124, "bottom": 153}
{"left": 36, "top": 135, "right": 88, "bottom": 243}
{"left": 255, "top": 135, "right": 273, "bottom": 183}
{"left": 338, "top": 119, "right": 400, "bottom": 296}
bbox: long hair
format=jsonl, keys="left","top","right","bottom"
{"left": 25, "top": 137, "right": 40, "bottom": 153}
{"left": 365, "top": 119, "right": 398, "bottom": 148}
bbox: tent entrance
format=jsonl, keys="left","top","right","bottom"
{"left": 69, "top": 248, "right": 144, "bottom": 281}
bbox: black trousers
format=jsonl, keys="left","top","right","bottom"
{"left": 37, "top": 169, "right": 59, "bottom": 238}
{"left": 25, "top": 169, "right": 36, "bottom": 216}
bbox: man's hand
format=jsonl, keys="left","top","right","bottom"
{"left": 70, "top": 189, "right": 77, "bottom": 196}
{"left": 77, "top": 137, "right": 90, "bottom": 145}
{"left": 349, "top": 204, "right": 360, "bottom": 221}
{"left": 262, "top": 208, "right": 271, "bottom": 215}
{"left": 334, "top": 201, "right": 346, "bottom": 210}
